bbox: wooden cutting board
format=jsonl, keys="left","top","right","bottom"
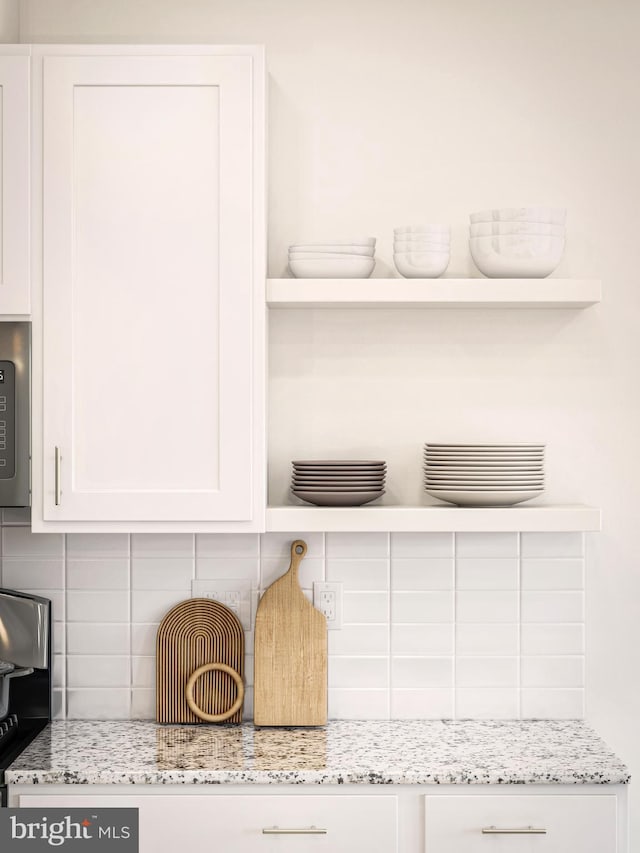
{"left": 254, "top": 539, "right": 327, "bottom": 726}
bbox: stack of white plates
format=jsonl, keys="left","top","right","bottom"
{"left": 423, "top": 443, "right": 545, "bottom": 506}
{"left": 469, "top": 207, "right": 566, "bottom": 278}
{"left": 288, "top": 239, "right": 376, "bottom": 279}
{"left": 393, "top": 225, "right": 450, "bottom": 278}
{"left": 291, "top": 460, "right": 386, "bottom": 506}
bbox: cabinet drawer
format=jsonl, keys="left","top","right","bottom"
{"left": 20, "top": 793, "right": 398, "bottom": 853}
{"left": 425, "top": 795, "right": 617, "bottom": 852}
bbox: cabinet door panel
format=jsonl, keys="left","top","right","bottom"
{"left": 0, "top": 55, "right": 29, "bottom": 315}
{"left": 42, "top": 55, "right": 258, "bottom": 521}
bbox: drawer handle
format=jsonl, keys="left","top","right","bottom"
{"left": 54, "top": 446, "right": 61, "bottom": 506}
{"left": 482, "top": 825, "right": 547, "bottom": 835}
{"left": 262, "top": 826, "right": 327, "bottom": 835}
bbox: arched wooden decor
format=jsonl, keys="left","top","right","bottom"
{"left": 156, "top": 598, "right": 244, "bottom": 724}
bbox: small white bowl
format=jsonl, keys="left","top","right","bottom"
{"left": 469, "top": 236, "right": 564, "bottom": 278}
{"left": 291, "top": 237, "right": 376, "bottom": 247}
{"left": 470, "top": 222, "right": 565, "bottom": 238}
{"left": 289, "top": 256, "right": 375, "bottom": 279}
{"left": 290, "top": 244, "right": 375, "bottom": 256}
{"left": 470, "top": 207, "right": 566, "bottom": 225}
{"left": 394, "top": 238, "right": 451, "bottom": 252}
{"left": 394, "top": 251, "right": 450, "bottom": 278}
{"left": 289, "top": 251, "right": 373, "bottom": 260}
{"left": 394, "top": 224, "right": 450, "bottom": 236}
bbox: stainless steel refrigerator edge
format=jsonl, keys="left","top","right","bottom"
{"left": 0, "top": 322, "right": 30, "bottom": 507}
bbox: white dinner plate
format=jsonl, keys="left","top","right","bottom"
{"left": 425, "top": 488, "right": 543, "bottom": 506}
{"left": 425, "top": 443, "right": 544, "bottom": 449}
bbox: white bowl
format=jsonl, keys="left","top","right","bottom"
{"left": 289, "top": 256, "right": 375, "bottom": 279}
{"left": 470, "top": 222, "right": 565, "bottom": 238}
{"left": 469, "top": 236, "right": 564, "bottom": 278}
{"left": 394, "top": 238, "right": 451, "bottom": 252}
{"left": 470, "top": 207, "right": 566, "bottom": 225}
{"left": 289, "top": 251, "right": 374, "bottom": 260}
{"left": 290, "top": 244, "right": 375, "bottom": 256}
{"left": 394, "top": 224, "right": 450, "bottom": 236}
{"left": 394, "top": 251, "right": 450, "bottom": 278}
{"left": 291, "top": 238, "right": 376, "bottom": 247}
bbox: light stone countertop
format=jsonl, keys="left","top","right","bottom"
{"left": 5, "top": 719, "right": 629, "bottom": 786}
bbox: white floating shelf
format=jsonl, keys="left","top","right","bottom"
{"left": 266, "top": 504, "right": 601, "bottom": 533}
{"left": 267, "top": 278, "right": 601, "bottom": 308}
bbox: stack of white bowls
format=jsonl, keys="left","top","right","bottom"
{"left": 393, "top": 225, "right": 450, "bottom": 278}
{"left": 288, "top": 239, "right": 376, "bottom": 279}
{"left": 291, "top": 460, "right": 386, "bottom": 506}
{"left": 423, "top": 443, "right": 545, "bottom": 506}
{"left": 469, "top": 207, "right": 566, "bottom": 278}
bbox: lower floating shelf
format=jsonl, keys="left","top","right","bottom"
{"left": 266, "top": 504, "right": 601, "bottom": 533}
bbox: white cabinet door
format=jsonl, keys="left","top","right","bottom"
{"left": 0, "top": 53, "right": 29, "bottom": 315}
{"left": 425, "top": 795, "right": 617, "bottom": 853}
{"left": 19, "top": 794, "right": 398, "bottom": 853}
{"left": 37, "top": 49, "right": 264, "bottom": 528}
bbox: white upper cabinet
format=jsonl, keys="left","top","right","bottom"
{"left": 32, "top": 47, "right": 265, "bottom": 531}
{"left": 0, "top": 51, "right": 30, "bottom": 315}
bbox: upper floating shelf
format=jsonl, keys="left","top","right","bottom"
{"left": 266, "top": 278, "right": 601, "bottom": 308}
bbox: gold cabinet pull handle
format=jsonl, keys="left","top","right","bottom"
{"left": 54, "top": 446, "right": 61, "bottom": 506}
{"left": 482, "top": 825, "right": 547, "bottom": 835}
{"left": 262, "top": 827, "right": 327, "bottom": 835}
{"left": 185, "top": 662, "right": 244, "bottom": 723}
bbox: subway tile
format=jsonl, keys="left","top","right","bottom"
{"left": 326, "top": 558, "right": 388, "bottom": 591}
{"left": 53, "top": 654, "right": 65, "bottom": 688}
{"left": 52, "top": 689, "right": 66, "bottom": 720}
{"left": 67, "top": 591, "right": 129, "bottom": 623}
{"left": 521, "top": 688, "right": 585, "bottom": 719}
{"left": 392, "top": 657, "right": 453, "bottom": 688}
{"left": 131, "top": 590, "right": 186, "bottom": 623}
{"left": 456, "top": 657, "right": 518, "bottom": 688}
{"left": 131, "top": 533, "right": 194, "bottom": 558}
{"left": 329, "top": 624, "right": 389, "bottom": 656}
{"left": 66, "top": 534, "right": 130, "bottom": 558}
{"left": 243, "top": 687, "right": 254, "bottom": 720}
{"left": 67, "top": 656, "right": 130, "bottom": 688}
{"left": 326, "top": 533, "right": 389, "bottom": 559}
{"left": 260, "top": 556, "right": 323, "bottom": 589}
{"left": 328, "top": 689, "right": 389, "bottom": 720}
{"left": 2, "top": 507, "right": 31, "bottom": 525}
{"left": 196, "top": 558, "right": 259, "bottom": 582}
{"left": 456, "top": 624, "right": 519, "bottom": 656}
{"left": 328, "top": 657, "right": 388, "bottom": 689}
{"left": 131, "top": 623, "right": 159, "bottom": 656}
{"left": 456, "top": 688, "right": 519, "bottom": 719}
{"left": 52, "top": 623, "right": 65, "bottom": 655}
{"left": 131, "top": 688, "right": 155, "bottom": 720}
{"left": 244, "top": 655, "right": 254, "bottom": 687}
{"left": 455, "top": 559, "right": 518, "bottom": 591}
{"left": 391, "top": 688, "right": 454, "bottom": 719}
{"left": 521, "top": 656, "right": 584, "bottom": 688}
{"left": 2, "top": 527, "right": 64, "bottom": 558}
{"left": 456, "top": 533, "right": 518, "bottom": 558}
{"left": 66, "top": 559, "right": 129, "bottom": 590}
{"left": 391, "top": 559, "right": 453, "bottom": 590}
{"left": 456, "top": 591, "right": 518, "bottom": 623}
{"left": 521, "top": 559, "right": 584, "bottom": 590}
{"left": 260, "top": 532, "right": 324, "bottom": 558}
{"left": 521, "top": 624, "right": 584, "bottom": 656}
{"left": 521, "top": 591, "right": 584, "bottom": 623}
{"left": 341, "top": 592, "right": 388, "bottom": 624}
{"left": 131, "top": 558, "right": 193, "bottom": 590}
{"left": 67, "top": 623, "right": 130, "bottom": 655}
{"left": 2, "top": 558, "right": 64, "bottom": 590}
{"left": 132, "top": 656, "right": 155, "bottom": 689}
{"left": 391, "top": 533, "right": 453, "bottom": 559}
{"left": 67, "top": 688, "right": 130, "bottom": 719}
{"left": 392, "top": 591, "right": 453, "bottom": 623}
{"left": 196, "top": 533, "right": 260, "bottom": 558}
{"left": 521, "top": 533, "right": 583, "bottom": 558}
{"left": 391, "top": 624, "right": 453, "bottom": 656}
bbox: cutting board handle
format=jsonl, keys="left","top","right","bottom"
{"left": 288, "top": 539, "right": 308, "bottom": 581}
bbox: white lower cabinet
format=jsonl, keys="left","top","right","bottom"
{"left": 424, "top": 794, "right": 618, "bottom": 853}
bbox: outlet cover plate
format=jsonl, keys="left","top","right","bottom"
{"left": 191, "top": 579, "right": 252, "bottom": 631}
{"left": 313, "top": 581, "right": 343, "bottom": 629}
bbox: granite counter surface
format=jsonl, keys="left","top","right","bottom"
{"left": 5, "top": 719, "right": 629, "bottom": 786}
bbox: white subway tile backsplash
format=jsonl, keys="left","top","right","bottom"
{"left": 391, "top": 624, "right": 454, "bottom": 656}
{"left": 455, "top": 657, "right": 518, "bottom": 688}
{"left": 196, "top": 533, "right": 260, "bottom": 558}
{"left": 131, "top": 688, "right": 155, "bottom": 720}
{"left": 391, "top": 688, "right": 454, "bottom": 719}
{"left": 455, "top": 559, "right": 518, "bottom": 591}
{"left": 2, "top": 507, "right": 31, "bottom": 525}
{"left": 391, "top": 558, "right": 453, "bottom": 590}
{"left": 520, "top": 623, "right": 584, "bottom": 656}
{"left": 260, "top": 532, "right": 324, "bottom": 558}
{"left": 328, "top": 688, "right": 389, "bottom": 720}
{"left": 342, "top": 592, "right": 388, "bottom": 623}
{"left": 456, "top": 533, "right": 518, "bottom": 558}
{"left": 196, "top": 557, "right": 260, "bottom": 582}
{"left": 2, "top": 527, "right": 64, "bottom": 558}
{"left": 392, "top": 591, "right": 453, "bottom": 623}
{"left": 2, "top": 558, "right": 65, "bottom": 590}
{"left": 131, "top": 534, "right": 194, "bottom": 558}
{"left": 66, "top": 534, "right": 130, "bottom": 558}
{"left": 521, "top": 656, "right": 584, "bottom": 688}
{"left": 68, "top": 656, "right": 130, "bottom": 688}
{"left": 260, "top": 556, "right": 323, "bottom": 589}
{"left": 390, "top": 533, "right": 453, "bottom": 559}
{"left": 131, "top": 590, "right": 185, "bottom": 623}
{"left": 521, "top": 688, "right": 585, "bottom": 719}
{"left": 67, "top": 688, "right": 130, "bottom": 719}
{"left": 326, "top": 532, "right": 389, "bottom": 559}
{"left": 67, "top": 590, "right": 129, "bottom": 623}
{"left": 131, "top": 623, "right": 159, "bottom": 656}
{"left": 456, "top": 688, "right": 519, "bottom": 719}
{"left": 329, "top": 625, "right": 389, "bottom": 656}
{"left": 521, "top": 559, "right": 584, "bottom": 590}
{"left": 67, "top": 623, "right": 130, "bottom": 656}
{"left": 131, "top": 558, "right": 193, "bottom": 590}
{"left": 456, "top": 591, "right": 518, "bottom": 623}
{"left": 132, "top": 656, "right": 156, "bottom": 689}
{"left": 392, "top": 657, "right": 453, "bottom": 688}
{"left": 521, "top": 591, "right": 584, "bottom": 623}
{"left": 53, "top": 654, "right": 65, "bottom": 688}
{"left": 66, "top": 559, "right": 129, "bottom": 590}
{"left": 53, "top": 624, "right": 65, "bottom": 655}
{"left": 326, "top": 558, "right": 388, "bottom": 590}
{"left": 329, "top": 657, "right": 388, "bottom": 689}
{"left": 520, "top": 532, "right": 584, "bottom": 559}
{"left": 52, "top": 689, "right": 66, "bottom": 720}
{"left": 456, "top": 624, "right": 519, "bottom": 656}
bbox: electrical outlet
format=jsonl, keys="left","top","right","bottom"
{"left": 191, "top": 579, "right": 252, "bottom": 631}
{"left": 313, "top": 581, "right": 342, "bottom": 629}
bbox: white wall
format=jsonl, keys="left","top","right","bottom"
{"left": 18, "top": 0, "right": 640, "bottom": 838}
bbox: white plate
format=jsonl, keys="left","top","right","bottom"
{"left": 424, "top": 463, "right": 543, "bottom": 469}
{"left": 425, "top": 443, "right": 544, "bottom": 449}
{"left": 289, "top": 256, "right": 375, "bottom": 279}
{"left": 425, "top": 475, "right": 544, "bottom": 483}
{"left": 293, "top": 459, "right": 385, "bottom": 466}
{"left": 292, "top": 490, "right": 384, "bottom": 507}
{"left": 424, "top": 455, "right": 544, "bottom": 463}
{"left": 425, "top": 488, "right": 543, "bottom": 507}
{"left": 292, "top": 482, "right": 386, "bottom": 489}
{"left": 426, "top": 484, "right": 542, "bottom": 491}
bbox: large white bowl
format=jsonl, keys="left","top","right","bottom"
{"left": 470, "top": 222, "right": 565, "bottom": 238}
{"left": 469, "top": 235, "right": 564, "bottom": 278}
{"left": 289, "top": 256, "right": 375, "bottom": 279}
{"left": 289, "top": 251, "right": 375, "bottom": 260}
{"left": 394, "top": 238, "right": 451, "bottom": 252}
{"left": 394, "top": 251, "right": 450, "bottom": 278}
{"left": 290, "top": 243, "right": 375, "bottom": 256}
{"left": 394, "top": 224, "right": 450, "bottom": 236}
{"left": 470, "top": 207, "right": 566, "bottom": 225}
{"left": 291, "top": 238, "right": 376, "bottom": 247}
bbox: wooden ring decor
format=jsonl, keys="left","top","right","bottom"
{"left": 185, "top": 663, "right": 245, "bottom": 723}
